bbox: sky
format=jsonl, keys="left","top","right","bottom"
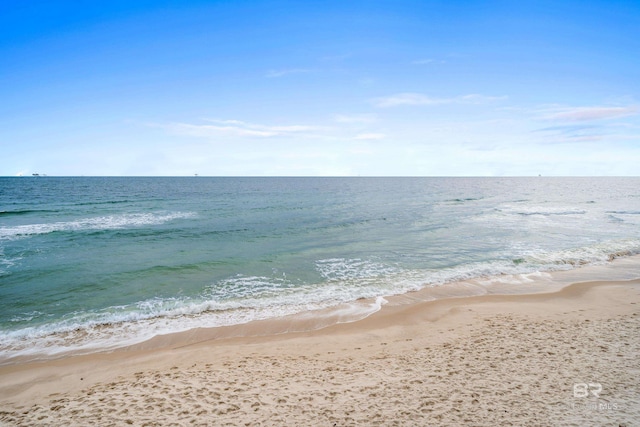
{"left": 1, "top": 0, "right": 639, "bottom": 176}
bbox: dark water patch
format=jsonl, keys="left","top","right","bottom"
{"left": 0, "top": 209, "right": 59, "bottom": 216}
{"left": 71, "top": 198, "right": 160, "bottom": 207}
{"left": 445, "top": 197, "right": 484, "bottom": 203}
{"left": 516, "top": 210, "right": 587, "bottom": 216}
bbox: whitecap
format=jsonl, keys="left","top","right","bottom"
{"left": 0, "top": 212, "right": 197, "bottom": 240}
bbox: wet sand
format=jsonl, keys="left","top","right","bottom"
{"left": 1, "top": 279, "right": 639, "bottom": 426}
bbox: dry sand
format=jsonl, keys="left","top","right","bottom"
{"left": 1, "top": 279, "right": 639, "bottom": 426}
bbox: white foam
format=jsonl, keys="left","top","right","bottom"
{"left": 0, "top": 212, "right": 196, "bottom": 240}
{"left": 0, "top": 247, "right": 21, "bottom": 275}
{"left": 0, "top": 260, "right": 407, "bottom": 361}
{"left": 2, "top": 243, "right": 640, "bottom": 363}
{"left": 516, "top": 239, "right": 640, "bottom": 266}
{"left": 315, "top": 258, "right": 399, "bottom": 282}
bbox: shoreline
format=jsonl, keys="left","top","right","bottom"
{"left": 1, "top": 277, "right": 639, "bottom": 425}
{"left": 3, "top": 254, "right": 640, "bottom": 367}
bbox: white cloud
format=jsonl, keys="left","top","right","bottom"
{"left": 167, "top": 123, "right": 277, "bottom": 138}
{"left": 541, "top": 106, "right": 638, "bottom": 122}
{"left": 163, "top": 119, "right": 323, "bottom": 139}
{"left": 372, "top": 92, "right": 507, "bottom": 108}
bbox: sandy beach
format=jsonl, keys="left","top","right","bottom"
{"left": 1, "top": 278, "right": 639, "bottom": 426}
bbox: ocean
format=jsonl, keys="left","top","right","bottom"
{"left": 1, "top": 177, "right": 639, "bottom": 364}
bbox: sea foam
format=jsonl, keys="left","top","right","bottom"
{"left": 0, "top": 212, "right": 196, "bottom": 240}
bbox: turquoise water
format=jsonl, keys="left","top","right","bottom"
{"left": 1, "top": 177, "right": 640, "bottom": 361}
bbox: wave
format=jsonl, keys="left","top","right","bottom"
{"left": 389, "top": 240, "right": 640, "bottom": 288}
{"left": 498, "top": 206, "right": 588, "bottom": 216}
{"left": 0, "top": 212, "right": 197, "bottom": 240}
{"left": 606, "top": 210, "right": 640, "bottom": 215}
{"left": 1, "top": 239, "right": 639, "bottom": 362}
{"left": 512, "top": 240, "right": 640, "bottom": 268}
{"left": 0, "top": 274, "right": 400, "bottom": 361}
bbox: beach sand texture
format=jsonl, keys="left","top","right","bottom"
{"left": 1, "top": 279, "right": 639, "bottom": 426}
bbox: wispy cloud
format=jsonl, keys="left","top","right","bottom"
{"left": 533, "top": 125, "right": 605, "bottom": 144}
{"left": 531, "top": 104, "right": 639, "bottom": 144}
{"left": 163, "top": 119, "right": 323, "bottom": 139}
{"left": 265, "top": 68, "right": 314, "bottom": 78}
{"left": 534, "top": 124, "right": 600, "bottom": 134}
{"left": 166, "top": 123, "right": 276, "bottom": 138}
{"left": 411, "top": 58, "right": 446, "bottom": 65}
{"left": 372, "top": 92, "right": 507, "bottom": 108}
{"left": 541, "top": 105, "right": 638, "bottom": 122}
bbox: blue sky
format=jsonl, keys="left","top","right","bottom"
{"left": 1, "top": 0, "right": 638, "bottom": 176}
